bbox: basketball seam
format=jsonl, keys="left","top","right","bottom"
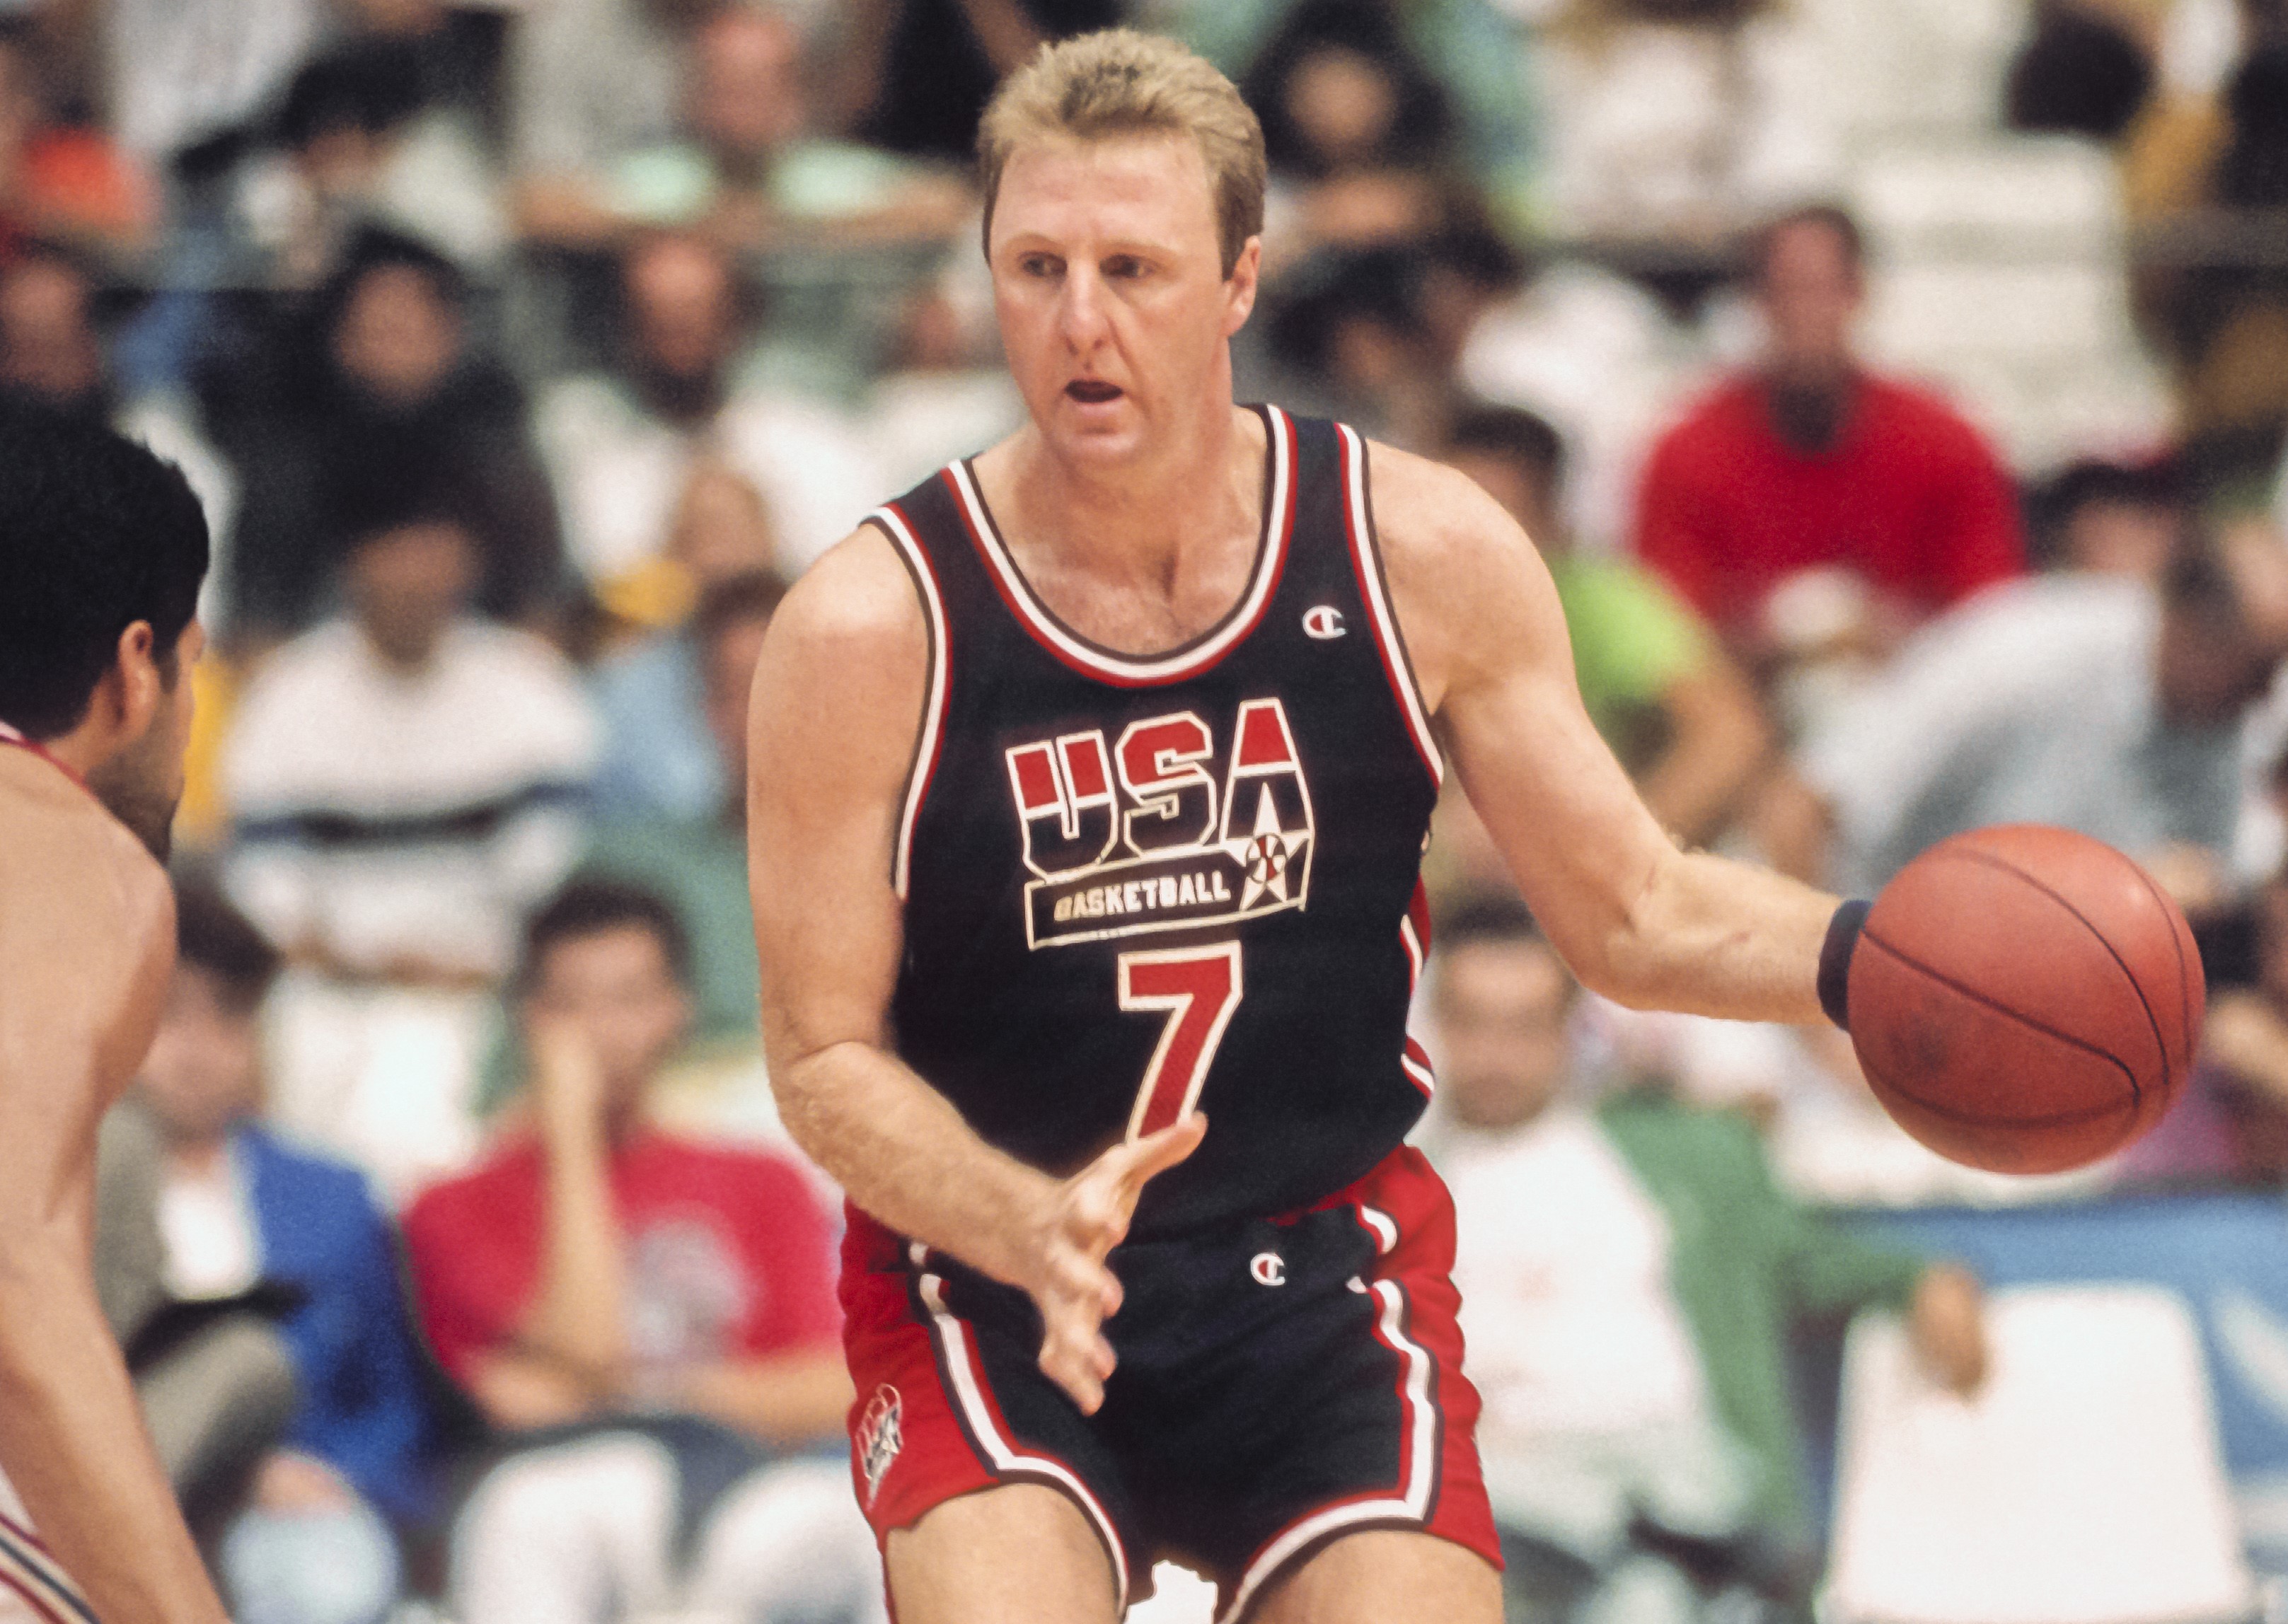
{"left": 1926, "top": 847, "right": 2163, "bottom": 1108}
{"left": 2124, "top": 859, "right": 2194, "bottom": 1079}
{"left": 1857, "top": 929, "right": 2143, "bottom": 1114}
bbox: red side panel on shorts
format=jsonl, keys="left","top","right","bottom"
{"left": 839, "top": 1207, "right": 997, "bottom": 1540}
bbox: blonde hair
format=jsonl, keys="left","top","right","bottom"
{"left": 976, "top": 28, "right": 1267, "bottom": 278}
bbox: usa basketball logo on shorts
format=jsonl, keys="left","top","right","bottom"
{"left": 857, "top": 1384, "right": 903, "bottom": 1505}
{"left": 1006, "top": 697, "right": 1316, "bottom": 950}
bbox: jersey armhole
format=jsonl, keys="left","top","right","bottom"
{"left": 865, "top": 506, "right": 951, "bottom": 899}
{"left": 1335, "top": 426, "right": 1445, "bottom": 789}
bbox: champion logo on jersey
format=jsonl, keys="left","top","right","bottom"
{"left": 1302, "top": 605, "right": 1346, "bottom": 639}
{"left": 1005, "top": 697, "right": 1317, "bottom": 950}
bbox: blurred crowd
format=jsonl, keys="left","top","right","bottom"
{"left": 10, "top": 0, "right": 2288, "bottom": 1619}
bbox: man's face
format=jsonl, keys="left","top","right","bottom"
{"left": 85, "top": 617, "right": 202, "bottom": 861}
{"left": 628, "top": 238, "right": 737, "bottom": 383}
{"left": 988, "top": 133, "right": 1259, "bottom": 468}
{"left": 334, "top": 263, "right": 462, "bottom": 408}
{"left": 137, "top": 961, "right": 262, "bottom": 1146}
{"left": 522, "top": 925, "right": 691, "bottom": 1107}
{"left": 692, "top": 11, "right": 804, "bottom": 161}
{"left": 1432, "top": 937, "right": 1576, "bottom": 1132}
{"left": 347, "top": 522, "right": 474, "bottom": 669}
{"left": 1758, "top": 220, "right": 1861, "bottom": 383}
{"left": 0, "top": 258, "right": 105, "bottom": 412}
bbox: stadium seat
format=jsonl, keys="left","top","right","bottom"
{"left": 1825, "top": 1284, "right": 2256, "bottom": 1624}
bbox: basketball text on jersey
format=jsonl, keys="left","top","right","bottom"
{"left": 1007, "top": 697, "right": 1315, "bottom": 949}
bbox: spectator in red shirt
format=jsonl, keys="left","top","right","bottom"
{"left": 1633, "top": 205, "right": 2024, "bottom": 663}
{"left": 403, "top": 879, "right": 882, "bottom": 1624}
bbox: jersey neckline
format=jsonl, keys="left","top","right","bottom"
{"left": 944, "top": 402, "right": 1298, "bottom": 688}
{"left": 0, "top": 719, "right": 91, "bottom": 794}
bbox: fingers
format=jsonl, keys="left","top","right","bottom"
{"left": 1036, "top": 1258, "right": 1120, "bottom": 1415}
{"left": 1115, "top": 1113, "right": 1209, "bottom": 1190}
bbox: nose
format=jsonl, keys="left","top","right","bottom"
{"left": 1057, "top": 262, "right": 1111, "bottom": 354}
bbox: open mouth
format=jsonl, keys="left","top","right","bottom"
{"left": 1065, "top": 380, "right": 1123, "bottom": 405}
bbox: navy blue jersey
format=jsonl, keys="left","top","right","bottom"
{"left": 869, "top": 407, "right": 1443, "bottom": 1236}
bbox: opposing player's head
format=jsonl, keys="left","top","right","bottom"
{"left": 0, "top": 401, "right": 208, "bottom": 857}
{"left": 516, "top": 879, "right": 695, "bottom": 1110}
{"left": 1430, "top": 895, "right": 1578, "bottom": 1133}
{"left": 978, "top": 29, "right": 1266, "bottom": 464}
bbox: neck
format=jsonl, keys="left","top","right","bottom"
{"left": 1000, "top": 394, "right": 1258, "bottom": 585}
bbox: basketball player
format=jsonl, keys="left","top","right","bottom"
{"left": 747, "top": 31, "right": 1856, "bottom": 1624}
{"left": 0, "top": 404, "right": 226, "bottom": 1624}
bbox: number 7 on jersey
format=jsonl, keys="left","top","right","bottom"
{"left": 1118, "top": 942, "right": 1244, "bottom": 1140}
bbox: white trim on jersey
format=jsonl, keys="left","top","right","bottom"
{"left": 944, "top": 407, "right": 1298, "bottom": 688}
{"left": 1215, "top": 1258, "right": 1438, "bottom": 1624}
{"left": 869, "top": 504, "right": 952, "bottom": 900}
{"left": 912, "top": 1263, "right": 1133, "bottom": 1616}
{"left": 1335, "top": 425, "right": 1444, "bottom": 786}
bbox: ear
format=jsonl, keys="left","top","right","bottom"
{"left": 89, "top": 620, "right": 165, "bottom": 745}
{"left": 1223, "top": 236, "right": 1263, "bottom": 337}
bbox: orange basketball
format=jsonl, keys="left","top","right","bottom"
{"left": 1846, "top": 825, "right": 2203, "bottom": 1174}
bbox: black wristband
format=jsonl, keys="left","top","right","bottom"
{"left": 1819, "top": 899, "right": 1871, "bottom": 1032}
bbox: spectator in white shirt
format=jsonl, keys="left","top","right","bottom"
{"left": 532, "top": 231, "right": 879, "bottom": 603}
{"left": 222, "top": 496, "right": 599, "bottom": 1195}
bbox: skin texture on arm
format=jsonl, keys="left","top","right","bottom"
{"left": 746, "top": 528, "right": 1202, "bottom": 1414}
{"left": 0, "top": 772, "right": 229, "bottom": 1624}
{"left": 1371, "top": 445, "right": 1838, "bottom": 1023}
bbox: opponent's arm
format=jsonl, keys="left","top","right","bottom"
{"left": 748, "top": 530, "right": 1198, "bottom": 1413}
{"left": 1374, "top": 448, "right": 1839, "bottom": 1024}
{"left": 0, "top": 852, "right": 229, "bottom": 1624}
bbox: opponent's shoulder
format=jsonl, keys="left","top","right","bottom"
{"left": 0, "top": 772, "right": 175, "bottom": 1007}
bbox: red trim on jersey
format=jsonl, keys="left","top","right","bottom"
{"left": 1220, "top": 1149, "right": 1495, "bottom": 1623}
{"left": 867, "top": 504, "right": 952, "bottom": 900}
{"left": 0, "top": 1566, "right": 70, "bottom": 1624}
{"left": 942, "top": 407, "right": 1300, "bottom": 690}
{"left": 1335, "top": 427, "right": 1443, "bottom": 787}
{"left": 0, "top": 722, "right": 89, "bottom": 796}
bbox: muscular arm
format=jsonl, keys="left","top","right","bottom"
{"left": 0, "top": 821, "right": 227, "bottom": 1624}
{"left": 748, "top": 532, "right": 1198, "bottom": 1413}
{"left": 1373, "top": 447, "right": 1837, "bottom": 1023}
{"left": 747, "top": 532, "right": 1063, "bottom": 1285}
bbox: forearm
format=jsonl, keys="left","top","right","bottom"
{"left": 672, "top": 1351, "right": 854, "bottom": 1446}
{"left": 773, "top": 1040, "right": 1056, "bottom": 1289}
{"left": 0, "top": 1252, "right": 226, "bottom": 1624}
{"left": 1597, "top": 847, "right": 1838, "bottom": 1025}
{"left": 519, "top": 1119, "right": 629, "bottom": 1381}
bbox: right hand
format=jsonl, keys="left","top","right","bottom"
{"left": 1022, "top": 1115, "right": 1207, "bottom": 1415}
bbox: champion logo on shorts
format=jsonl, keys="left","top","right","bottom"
{"left": 857, "top": 1384, "right": 903, "bottom": 1505}
{"left": 1250, "top": 1251, "right": 1287, "bottom": 1287}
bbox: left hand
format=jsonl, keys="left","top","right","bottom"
{"left": 1907, "top": 1262, "right": 1988, "bottom": 1397}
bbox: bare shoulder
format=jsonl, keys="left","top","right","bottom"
{"left": 0, "top": 770, "right": 175, "bottom": 1080}
{"left": 751, "top": 524, "right": 932, "bottom": 793}
{"left": 765, "top": 524, "right": 928, "bottom": 678}
{"left": 1360, "top": 439, "right": 1567, "bottom": 710}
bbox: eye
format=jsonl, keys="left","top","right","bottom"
{"left": 1017, "top": 253, "right": 1061, "bottom": 279}
{"left": 1103, "top": 255, "right": 1148, "bottom": 280}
